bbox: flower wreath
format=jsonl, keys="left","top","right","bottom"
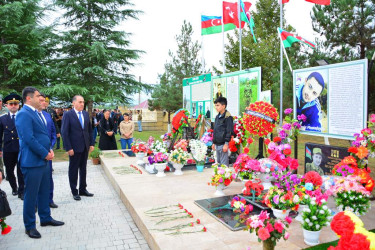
{"left": 242, "top": 101, "right": 279, "bottom": 137}
{"left": 171, "top": 109, "right": 190, "bottom": 135}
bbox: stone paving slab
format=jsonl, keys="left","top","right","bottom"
{"left": 0, "top": 160, "right": 150, "bottom": 250}
{"left": 99, "top": 150, "right": 375, "bottom": 250}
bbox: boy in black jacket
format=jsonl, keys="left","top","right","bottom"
{"left": 212, "top": 97, "right": 233, "bottom": 166}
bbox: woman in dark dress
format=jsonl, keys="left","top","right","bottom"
{"left": 98, "top": 110, "right": 117, "bottom": 150}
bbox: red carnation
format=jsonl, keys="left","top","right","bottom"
{"left": 202, "top": 227, "right": 207, "bottom": 232}
{"left": 247, "top": 138, "right": 253, "bottom": 144}
{"left": 244, "top": 147, "right": 250, "bottom": 154}
{"left": 304, "top": 171, "right": 323, "bottom": 186}
{"left": 224, "top": 179, "right": 231, "bottom": 186}
{"left": 348, "top": 147, "right": 358, "bottom": 154}
{"left": 264, "top": 138, "right": 271, "bottom": 145}
{"left": 1, "top": 224, "right": 11, "bottom": 235}
{"left": 283, "top": 149, "right": 292, "bottom": 155}
{"left": 196, "top": 219, "right": 201, "bottom": 224}
{"left": 273, "top": 137, "right": 282, "bottom": 143}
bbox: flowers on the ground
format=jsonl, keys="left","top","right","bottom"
{"left": 301, "top": 196, "right": 331, "bottom": 232}
{"left": 209, "top": 164, "right": 235, "bottom": 187}
{"left": 230, "top": 196, "right": 253, "bottom": 214}
{"left": 168, "top": 148, "right": 191, "bottom": 165}
{"left": 0, "top": 218, "right": 11, "bottom": 235}
{"left": 243, "top": 180, "right": 264, "bottom": 198}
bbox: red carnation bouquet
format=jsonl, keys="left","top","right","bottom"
{"left": 242, "top": 101, "right": 279, "bottom": 137}
{"left": 171, "top": 109, "right": 190, "bottom": 136}
{"left": 0, "top": 218, "right": 11, "bottom": 235}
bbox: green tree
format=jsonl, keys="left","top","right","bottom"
{"left": 50, "top": 0, "right": 148, "bottom": 114}
{"left": 311, "top": 0, "right": 375, "bottom": 112}
{"left": 0, "top": 0, "right": 53, "bottom": 95}
{"left": 220, "top": 0, "right": 306, "bottom": 112}
{"left": 149, "top": 21, "right": 202, "bottom": 125}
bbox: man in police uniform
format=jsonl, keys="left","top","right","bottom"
{"left": 305, "top": 147, "right": 324, "bottom": 175}
{"left": 0, "top": 93, "right": 25, "bottom": 199}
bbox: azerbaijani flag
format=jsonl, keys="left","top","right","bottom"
{"left": 278, "top": 28, "right": 316, "bottom": 49}
{"left": 201, "top": 15, "right": 236, "bottom": 35}
{"left": 306, "top": 146, "right": 312, "bottom": 160}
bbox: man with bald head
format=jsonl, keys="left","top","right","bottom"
{"left": 61, "top": 95, "right": 94, "bottom": 201}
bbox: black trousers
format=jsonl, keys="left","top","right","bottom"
{"left": 68, "top": 148, "right": 88, "bottom": 195}
{"left": 3, "top": 151, "right": 24, "bottom": 194}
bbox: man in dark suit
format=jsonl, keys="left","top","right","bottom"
{"left": 40, "top": 94, "right": 58, "bottom": 208}
{"left": 15, "top": 87, "right": 64, "bottom": 239}
{"left": 61, "top": 95, "right": 95, "bottom": 201}
{"left": 0, "top": 93, "right": 24, "bottom": 199}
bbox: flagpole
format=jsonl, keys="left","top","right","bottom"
{"left": 279, "top": 0, "right": 283, "bottom": 125}
{"left": 222, "top": 15, "right": 225, "bottom": 74}
{"left": 201, "top": 34, "right": 205, "bottom": 72}
{"left": 238, "top": 0, "right": 242, "bottom": 71}
{"left": 278, "top": 30, "right": 293, "bottom": 73}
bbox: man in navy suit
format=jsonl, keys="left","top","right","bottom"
{"left": 61, "top": 95, "right": 94, "bottom": 201}
{"left": 39, "top": 94, "right": 58, "bottom": 208}
{"left": 0, "top": 93, "right": 24, "bottom": 199}
{"left": 15, "top": 87, "right": 64, "bottom": 239}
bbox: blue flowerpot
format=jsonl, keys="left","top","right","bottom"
{"left": 196, "top": 165, "right": 204, "bottom": 172}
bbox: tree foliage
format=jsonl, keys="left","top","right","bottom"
{"left": 49, "top": 0, "right": 149, "bottom": 108}
{"left": 0, "top": 0, "right": 53, "bottom": 96}
{"left": 149, "top": 21, "right": 202, "bottom": 121}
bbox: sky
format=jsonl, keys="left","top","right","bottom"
{"left": 124, "top": 0, "right": 319, "bottom": 104}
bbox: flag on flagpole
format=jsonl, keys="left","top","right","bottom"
{"left": 201, "top": 15, "right": 236, "bottom": 35}
{"left": 240, "top": 0, "right": 257, "bottom": 43}
{"left": 222, "top": 1, "right": 251, "bottom": 28}
{"left": 281, "top": 0, "right": 330, "bottom": 4}
{"left": 278, "top": 28, "right": 316, "bottom": 49}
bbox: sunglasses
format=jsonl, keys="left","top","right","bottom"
{"left": 7, "top": 102, "right": 19, "bottom": 106}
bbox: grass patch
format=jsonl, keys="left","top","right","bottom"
{"left": 303, "top": 229, "right": 375, "bottom": 250}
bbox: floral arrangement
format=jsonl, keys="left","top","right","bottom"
{"left": 330, "top": 176, "right": 371, "bottom": 216}
{"left": 350, "top": 127, "right": 375, "bottom": 168}
{"left": 277, "top": 108, "right": 303, "bottom": 142}
{"left": 229, "top": 136, "right": 239, "bottom": 153}
{"left": 208, "top": 164, "right": 235, "bottom": 187}
{"left": 301, "top": 171, "right": 323, "bottom": 190}
{"left": 232, "top": 153, "right": 256, "bottom": 180}
{"left": 332, "top": 156, "right": 375, "bottom": 192}
{"left": 246, "top": 210, "right": 291, "bottom": 246}
{"left": 171, "top": 109, "right": 190, "bottom": 135}
{"left": 200, "top": 129, "right": 213, "bottom": 146}
{"left": 150, "top": 152, "right": 169, "bottom": 164}
{"left": 301, "top": 196, "right": 331, "bottom": 232}
{"left": 131, "top": 141, "right": 148, "bottom": 154}
{"left": 189, "top": 140, "right": 208, "bottom": 165}
{"left": 242, "top": 101, "right": 279, "bottom": 137}
{"left": 233, "top": 116, "right": 245, "bottom": 143}
{"left": 328, "top": 211, "right": 375, "bottom": 250}
{"left": 272, "top": 171, "right": 301, "bottom": 192}
{"left": 174, "top": 139, "right": 188, "bottom": 151}
{"left": 230, "top": 196, "right": 253, "bottom": 214}
{"left": 150, "top": 140, "right": 167, "bottom": 154}
{"left": 243, "top": 180, "right": 264, "bottom": 198}
{"left": 0, "top": 218, "right": 11, "bottom": 235}
{"left": 161, "top": 132, "right": 172, "bottom": 141}
{"left": 264, "top": 138, "right": 299, "bottom": 171}
{"left": 147, "top": 136, "right": 155, "bottom": 148}
{"left": 263, "top": 186, "right": 298, "bottom": 211}
{"left": 168, "top": 148, "right": 191, "bottom": 165}
{"left": 193, "top": 114, "right": 203, "bottom": 137}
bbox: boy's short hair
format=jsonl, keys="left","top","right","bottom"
{"left": 307, "top": 72, "right": 325, "bottom": 89}
{"left": 214, "top": 97, "right": 227, "bottom": 107}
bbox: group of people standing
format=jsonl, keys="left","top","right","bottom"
{"left": 94, "top": 109, "right": 142, "bottom": 156}
{"left": 0, "top": 88, "right": 96, "bottom": 239}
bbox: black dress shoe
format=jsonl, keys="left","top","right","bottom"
{"left": 41, "top": 219, "right": 64, "bottom": 227}
{"left": 26, "top": 228, "right": 41, "bottom": 239}
{"left": 73, "top": 195, "right": 81, "bottom": 201}
{"left": 18, "top": 193, "right": 24, "bottom": 200}
{"left": 79, "top": 190, "right": 94, "bottom": 197}
{"left": 49, "top": 202, "right": 58, "bottom": 208}
{"left": 12, "top": 190, "right": 18, "bottom": 196}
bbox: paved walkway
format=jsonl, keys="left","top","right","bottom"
{"left": 0, "top": 161, "right": 150, "bottom": 250}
